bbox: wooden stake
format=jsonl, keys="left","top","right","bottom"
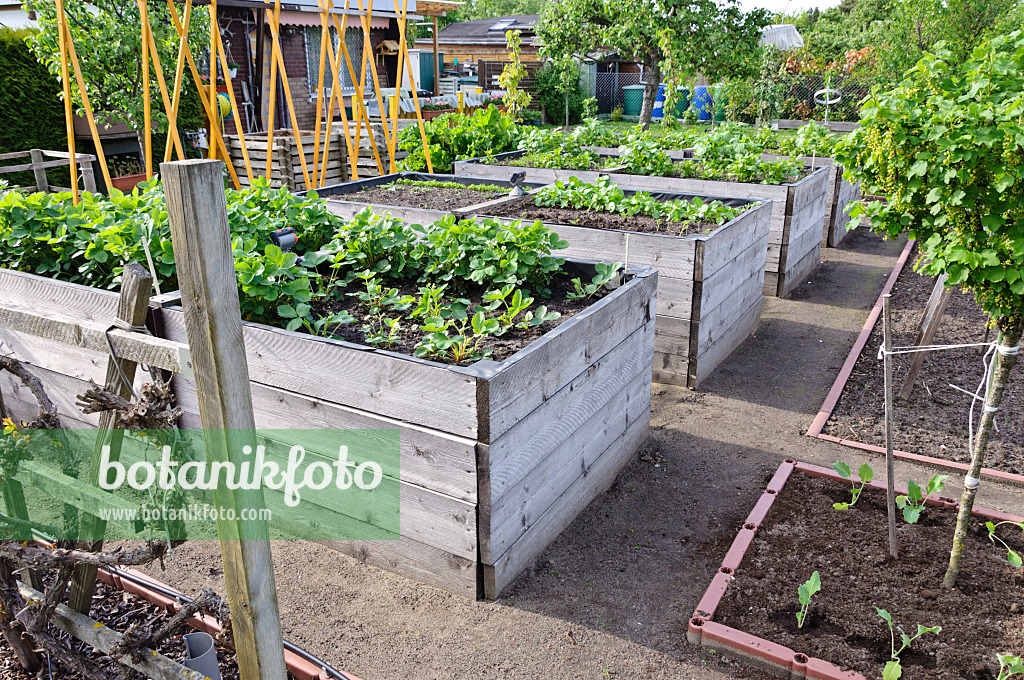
{"left": 882, "top": 293, "right": 899, "bottom": 560}
{"left": 333, "top": 10, "right": 385, "bottom": 175}
{"left": 389, "top": 1, "right": 408, "bottom": 173}
{"left": 67, "top": 262, "right": 154, "bottom": 614}
{"left": 397, "top": 0, "right": 432, "bottom": 172}
{"left": 63, "top": 24, "right": 113, "bottom": 190}
{"left": 53, "top": 0, "right": 78, "bottom": 203}
{"left": 161, "top": 159, "right": 287, "bottom": 680}
{"left": 898, "top": 274, "right": 952, "bottom": 402}
{"left": 141, "top": 0, "right": 152, "bottom": 177}
{"left": 311, "top": 2, "right": 330, "bottom": 187}
{"left": 264, "top": 0, "right": 281, "bottom": 177}
{"left": 432, "top": 16, "right": 439, "bottom": 96}
{"left": 139, "top": 0, "right": 185, "bottom": 161}
{"left": 207, "top": 0, "right": 219, "bottom": 162}
{"left": 354, "top": 0, "right": 393, "bottom": 170}
{"left": 29, "top": 149, "right": 48, "bottom": 192}
{"left": 265, "top": 3, "right": 312, "bottom": 189}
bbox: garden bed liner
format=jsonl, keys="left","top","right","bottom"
{"left": 454, "top": 150, "right": 830, "bottom": 298}
{"left": 687, "top": 458, "right": 1024, "bottom": 680}
{"left": 312, "top": 171, "right": 545, "bottom": 224}
{"left": 805, "top": 239, "right": 1024, "bottom": 487}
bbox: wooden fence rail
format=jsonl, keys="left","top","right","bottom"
{"left": 0, "top": 149, "right": 98, "bottom": 193}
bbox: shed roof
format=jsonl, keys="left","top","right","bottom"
{"left": 417, "top": 14, "right": 539, "bottom": 45}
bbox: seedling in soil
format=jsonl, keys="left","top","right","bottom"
{"left": 567, "top": 262, "right": 621, "bottom": 301}
{"left": 875, "top": 607, "right": 941, "bottom": 680}
{"left": 986, "top": 520, "right": 1024, "bottom": 568}
{"left": 832, "top": 462, "right": 873, "bottom": 510}
{"left": 998, "top": 654, "right": 1024, "bottom": 680}
{"left": 795, "top": 571, "right": 820, "bottom": 629}
{"left": 895, "top": 474, "right": 949, "bottom": 524}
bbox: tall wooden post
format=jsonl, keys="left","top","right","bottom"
{"left": 67, "top": 262, "right": 154, "bottom": 614}
{"left": 432, "top": 16, "right": 440, "bottom": 96}
{"left": 882, "top": 294, "right": 899, "bottom": 560}
{"left": 161, "top": 159, "right": 287, "bottom": 680}
{"left": 29, "top": 150, "right": 48, "bottom": 192}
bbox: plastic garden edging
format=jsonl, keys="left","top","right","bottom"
{"left": 805, "top": 238, "right": 1024, "bottom": 488}
{"left": 686, "top": 459, "right": 1024, "bottom": 680}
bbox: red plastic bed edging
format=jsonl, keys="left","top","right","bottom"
{"left": 805, "top": 238, "right": 1024, "bottom": 488}
{"left": 686, "top": 459, "right": 1024, "bottom": 680}
{"left": 96, "top": 567, "right": 360, "bottom": 680}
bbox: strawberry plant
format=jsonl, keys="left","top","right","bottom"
{"left": 567, "top": 261, "right": 621, "bottom": 301}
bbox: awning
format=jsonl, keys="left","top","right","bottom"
{"left": 760, "top": 24, "right": 804, "bottom": 50}
{"left": 269, "top": 9, "right": 391, "bottom": 28}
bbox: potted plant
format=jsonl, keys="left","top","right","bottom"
{"left": 227, "top": 61, "right": 239, "bottom": 79}
{"left": 107, "top": 155, "right": 146, "bottom": 192}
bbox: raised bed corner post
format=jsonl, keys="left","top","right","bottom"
{"left": 68, "top": 262, "right": 155, "bottom": 615}
{"left": 943, "top": 322, "right": 1023, "bottom": 589}
{"left": 161, "top": 158, "right": 288, "bottom": 680}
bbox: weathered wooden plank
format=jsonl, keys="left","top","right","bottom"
{"left": 0, "top": 300, "right": 186, "bottom": 373}
{"left": 762, "top": 271, "right": 780, "bottom": 298}
{"left": 481, "top": 269, "right": 657, "bottom": 442}
{"left": 699, "top": 201, "right": 772, "bottom": 280}
{"left": 698, "top": 263, "right": 765, "bottom": 351}
{"left": 829, "top": 176, "right": 861, "bottom": 247}
{"left": 486, "top": 367, "right": 652, "bottom": 565}
{"left": 0, "top": 268, "right": 119, "bottom": 319}
{"left": 161, "top": 309, "right": 479, "bottom": 439}
{"left": 483, "top": 406, "right": 650, "bottom": 598}
{"left": 172, "top": 378, "right": 477, "bottom": 503}
{"left": 487, "top": 318, "right": 654, "bottom": 508}
{"left": 777, "top": 238, "right": 822, "bottom": 298}
{"left": 318, "top": 535, "right": 478, "bottom": 598}
{"left": 656, "top": 276, "right": 694, "bottom": 320}
{"left": 698, "top": 239, "right": 768, "bottom": 331}
{"left": 323, "top": 199, "right": 448, "bottom": 225}
{"left": 693, "top": 296, "right": 764, "bottom": 386}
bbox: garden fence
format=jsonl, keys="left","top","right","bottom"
{"left": 727, "top": 72, "right": 873, "bottom": 124}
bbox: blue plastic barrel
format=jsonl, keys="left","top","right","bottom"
{"left": 651, "top": 83, "right": 667, "bottom": 119}
{"left": 693, "top": 85, "right": 713, "bottom": 121}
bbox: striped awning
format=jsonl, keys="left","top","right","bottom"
{"left": 269, "top": 9, "right": 391, "bottom": 28}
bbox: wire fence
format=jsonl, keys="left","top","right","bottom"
{"left": 579, "top": 71, "right": 643, "bottom": 115}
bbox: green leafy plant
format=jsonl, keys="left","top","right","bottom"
{"left": 985, "top": 520, "right": 1024, "bottom": 568}
{"left": 832, "top": 461, "right": 873, "bottom": 510}
{"left": 617, "top": 139, "right": 677, "bottom": 177}
{"left": 390, "top": 179, "right": 506, "bottom": 192}
{"left": 414, "top": 311, "right": 500, "bottom": 363}
{"left": 875, "top": 608, "right": 941, "bottom": 680}
{"left": 795, "top": 571, "right": 820, "bottom": 629}
{"left": 998, "top": 654, "right": 1024, "bottom": 680}
{"left": 835, "top": 31, "right": 1024, "bottom": 588}
{"left": 398, "top": 105, "right": 519, "bottom": 172}
{"left": 610, "top": 104, "right": 624, "bottom": 122}
{"left": 499, "top": 29, "right": 532, "bottom": 122}
{"left": 567, "top": 261, "right": 621, "bottom": 301}
{"left": 895, "top": 475, "right": 949, "bottom": 524}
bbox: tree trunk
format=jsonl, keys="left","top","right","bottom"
{"left": 639, "top": 59, "right": 662, "bottom": 130}
{"left": 942, "top": 323, "right": 1022, "bottom": 589}
{"left": 565, "top": 89, "right": 569, "bottom": 128}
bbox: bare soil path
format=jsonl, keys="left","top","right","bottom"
{"left": 135, "top": 228, "right": 1023, "bottom": 680}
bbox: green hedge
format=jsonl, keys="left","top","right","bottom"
{"left": 0, "top": 27, "right": 69, "bottom": 188}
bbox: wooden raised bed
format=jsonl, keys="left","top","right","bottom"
{"left": 158, "top": 260, "right": 658, "bottom": 599}
{"left": 763, "top": 154, "right": 861, "bottom": 248}
{"left": 0, "top": 262, "right": 657, "bottom": 599}
{"left": 465, "top": 192, "right": 772, "bottom": 389}
{"left": 454, "top": 151, "right": 830, "bottom": 298}
{"left": 224, "top": 129, "right": 349, "bottom": 191}
{"left": 313, "top": 171, "right": 542, "bottom": 224}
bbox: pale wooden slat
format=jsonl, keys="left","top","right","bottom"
{"left": 692, "top": 296, "right": 764, "bottom": 386}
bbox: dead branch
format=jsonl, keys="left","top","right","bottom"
{"left": 109, "top": 587, "right": 224, "bottom": 663}
{"left": 76, "top": 379, "right": 183, "bottom": 430}
{"left": 0, "top": 541, "right": 169, "bottom": 571}
{"left": 0, "top": 356, "right": 60, "bottom": 430}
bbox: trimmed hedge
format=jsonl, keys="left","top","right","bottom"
{"left": 0, "top": 27, "right": 69, "bottom": 188}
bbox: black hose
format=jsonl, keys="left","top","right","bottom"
{"left": 107, "top": 566, "right": 354, "bottom": 680}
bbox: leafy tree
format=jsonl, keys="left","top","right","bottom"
{"left": 499, "top": 29, "right": 532, "bottom": 122}
{"left": 457, "top": 0, "right": 545, "bottom": 21}
{"left": 835, "top": 31, "right": 1024, "bottom": 589}
{"left": 535, "top": 59, "right": 585, "bottom": 126}
{"left": 538, "top": 0, "right": 767, "bottom": 128}
{"left": 24, "top": 0, "right": 209, "bottom": 163}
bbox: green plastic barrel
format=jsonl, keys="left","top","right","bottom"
{"left": 622, "top": 85, "right": 644, "bottom": 117}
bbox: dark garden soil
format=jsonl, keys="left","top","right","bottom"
{"left": 822, "top": 244, "right": 1024, "bottom": 475}
{"left": 310, "top": 272, "right": 603, "bottom": 365}
{"left": 341, "top": 183, "right": 507, "bottom": 210}
{"left": 485, "top": 196, "right": 716, "bottom": 236}
{"left": 0, "top": 580, "right": 281, "bottom": 680}
{"left": 715, "top": 473, "right": 1024, "bottom": 680}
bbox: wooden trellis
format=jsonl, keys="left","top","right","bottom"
{"left": 51, "top": 0, "right": 453, "bottom": 203}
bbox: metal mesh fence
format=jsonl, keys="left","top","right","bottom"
{"left": 578, "top": 71, "right": 643, "bottom": 115}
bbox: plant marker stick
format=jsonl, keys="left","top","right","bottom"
{"left": 883, "top": 294, "right": 899, "bottom": 559}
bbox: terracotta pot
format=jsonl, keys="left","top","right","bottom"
{"left": 422, "top": 108, "right": 454, "bottom": 121}
{"left": 110, "top": 173, "right": 146, "bottom": 192}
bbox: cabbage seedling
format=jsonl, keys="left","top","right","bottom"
{"left": 875, "top": 607, "right": 941, "bottom": 680}
{"left": 832, "top": 462, "right": 873, "bottom": 510}
{"left": 895, "top": 474, "right": 949, "bottom": 524}
{"left": 986, "top": 520, "right": 1024, "bottom": 568}
{"left": 795, "top": 571, "right": 820, "bottom": 629}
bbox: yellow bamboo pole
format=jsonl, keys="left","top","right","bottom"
{"left": 321, "top": 1, "right": 356, "bottom": 182}
{"left": 332, "top": 11, "right": 385, "bottom": 176}
{"left": 389, "top": 4, "right": 407, "bottom": 171}
{"left": 53, "top": 0, "right": 78, "bottom": 202}
{"left": 141, "top": 0, "right": 152, "bottom": 178}
{"left": 264, "top": 0, "right": 281, "bottom": 178}
{"left": 163, "top": 0, "right": 242, "bottom": 189}
{"left": 353, "top": 0, "right": 393, "bottom": 171}
{"left": 397, "top": 0, "right": 431, "bottom": 172}
{"left": 138, "top": 0, "right": 185, "bottom": 161}
{"left": 266, "top": 7, "right": 312, "bottom": 189}
{"left": 207, "top": 0, "right": 219, "bottom": 162}
{"left": 215, "top": 28, "right": 255, "bottom": 183}
{"left": 62, "top": 17, "right": 113, "bottom": 190}
{"left": 317, "top": 34, "right": 340, "bottom": 186}
{"left": 164, "top": 0, "right": 193, "bottom": 164}
{"left": 311, "top": 1, "right": 330, "bottom": 187}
